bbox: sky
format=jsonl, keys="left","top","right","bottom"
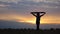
{"left": 0, "top": 0, "right": 60, "bottom": 25}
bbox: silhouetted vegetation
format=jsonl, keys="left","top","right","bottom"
{"left": 0, "top": 28, "right": 60, "bottom": 34}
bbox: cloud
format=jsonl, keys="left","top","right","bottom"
{"left": 0, "top": 0, "right": 60, "bottom": 8}
{"left": 0, "top": 1, "right": 60, "bottom": 16}
{"left": 0, "top": 0, "right": 21, "bottom": 3}
{"left": 17, "top": 0, "right": 60, "bottom": 9}
{"left": 0, "top": 1, "right": 59, "bottom": 15}
{"left": 0, "top": 0, "right": 60, "bottom": 24}
{"left": 0, "top": 4, "right": 10, "bottom": 7}
{"left": 0, "top": 0, "right": 60, "bottom": 3}
{"left": 0, "top": 20, "right": 35, "bottom": 29}
{"left": 0, "top": 20, "right": 60, "bottom": 29}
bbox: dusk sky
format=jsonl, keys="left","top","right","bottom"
{"left": 0, "top": 0, "right": 60, "bottom": 25}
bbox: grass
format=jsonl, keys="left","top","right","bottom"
{"left": 0, "top": 28, "right": 60, "bottom": 34}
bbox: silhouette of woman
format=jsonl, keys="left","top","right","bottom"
{"left": 31, "top": 12, "right": 46, "bottom": 30}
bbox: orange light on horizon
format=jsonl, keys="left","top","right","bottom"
{"left": 0, "top": 14, "right": 60, "bottom": 24}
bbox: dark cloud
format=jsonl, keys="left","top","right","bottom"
{"left": 0, "top": 1, "right": 60, "bottom": 16}
{"left": 0, "top": 1, "right": 60, "bottom": 8}
{"left": 0, "top": 20, "right": 35, "bottom": 29}
{"left": 0, "top": 0, "right": 60, "bottom": 25}
{"left": 0, "top": 20, "right": 60, "bottom": 29}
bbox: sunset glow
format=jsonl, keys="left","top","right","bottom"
{"left": 0, "top": 14, "right": 60, "bottom": 24}
{"left": 0, "top": 0, "right": 60, "bottom": 25}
